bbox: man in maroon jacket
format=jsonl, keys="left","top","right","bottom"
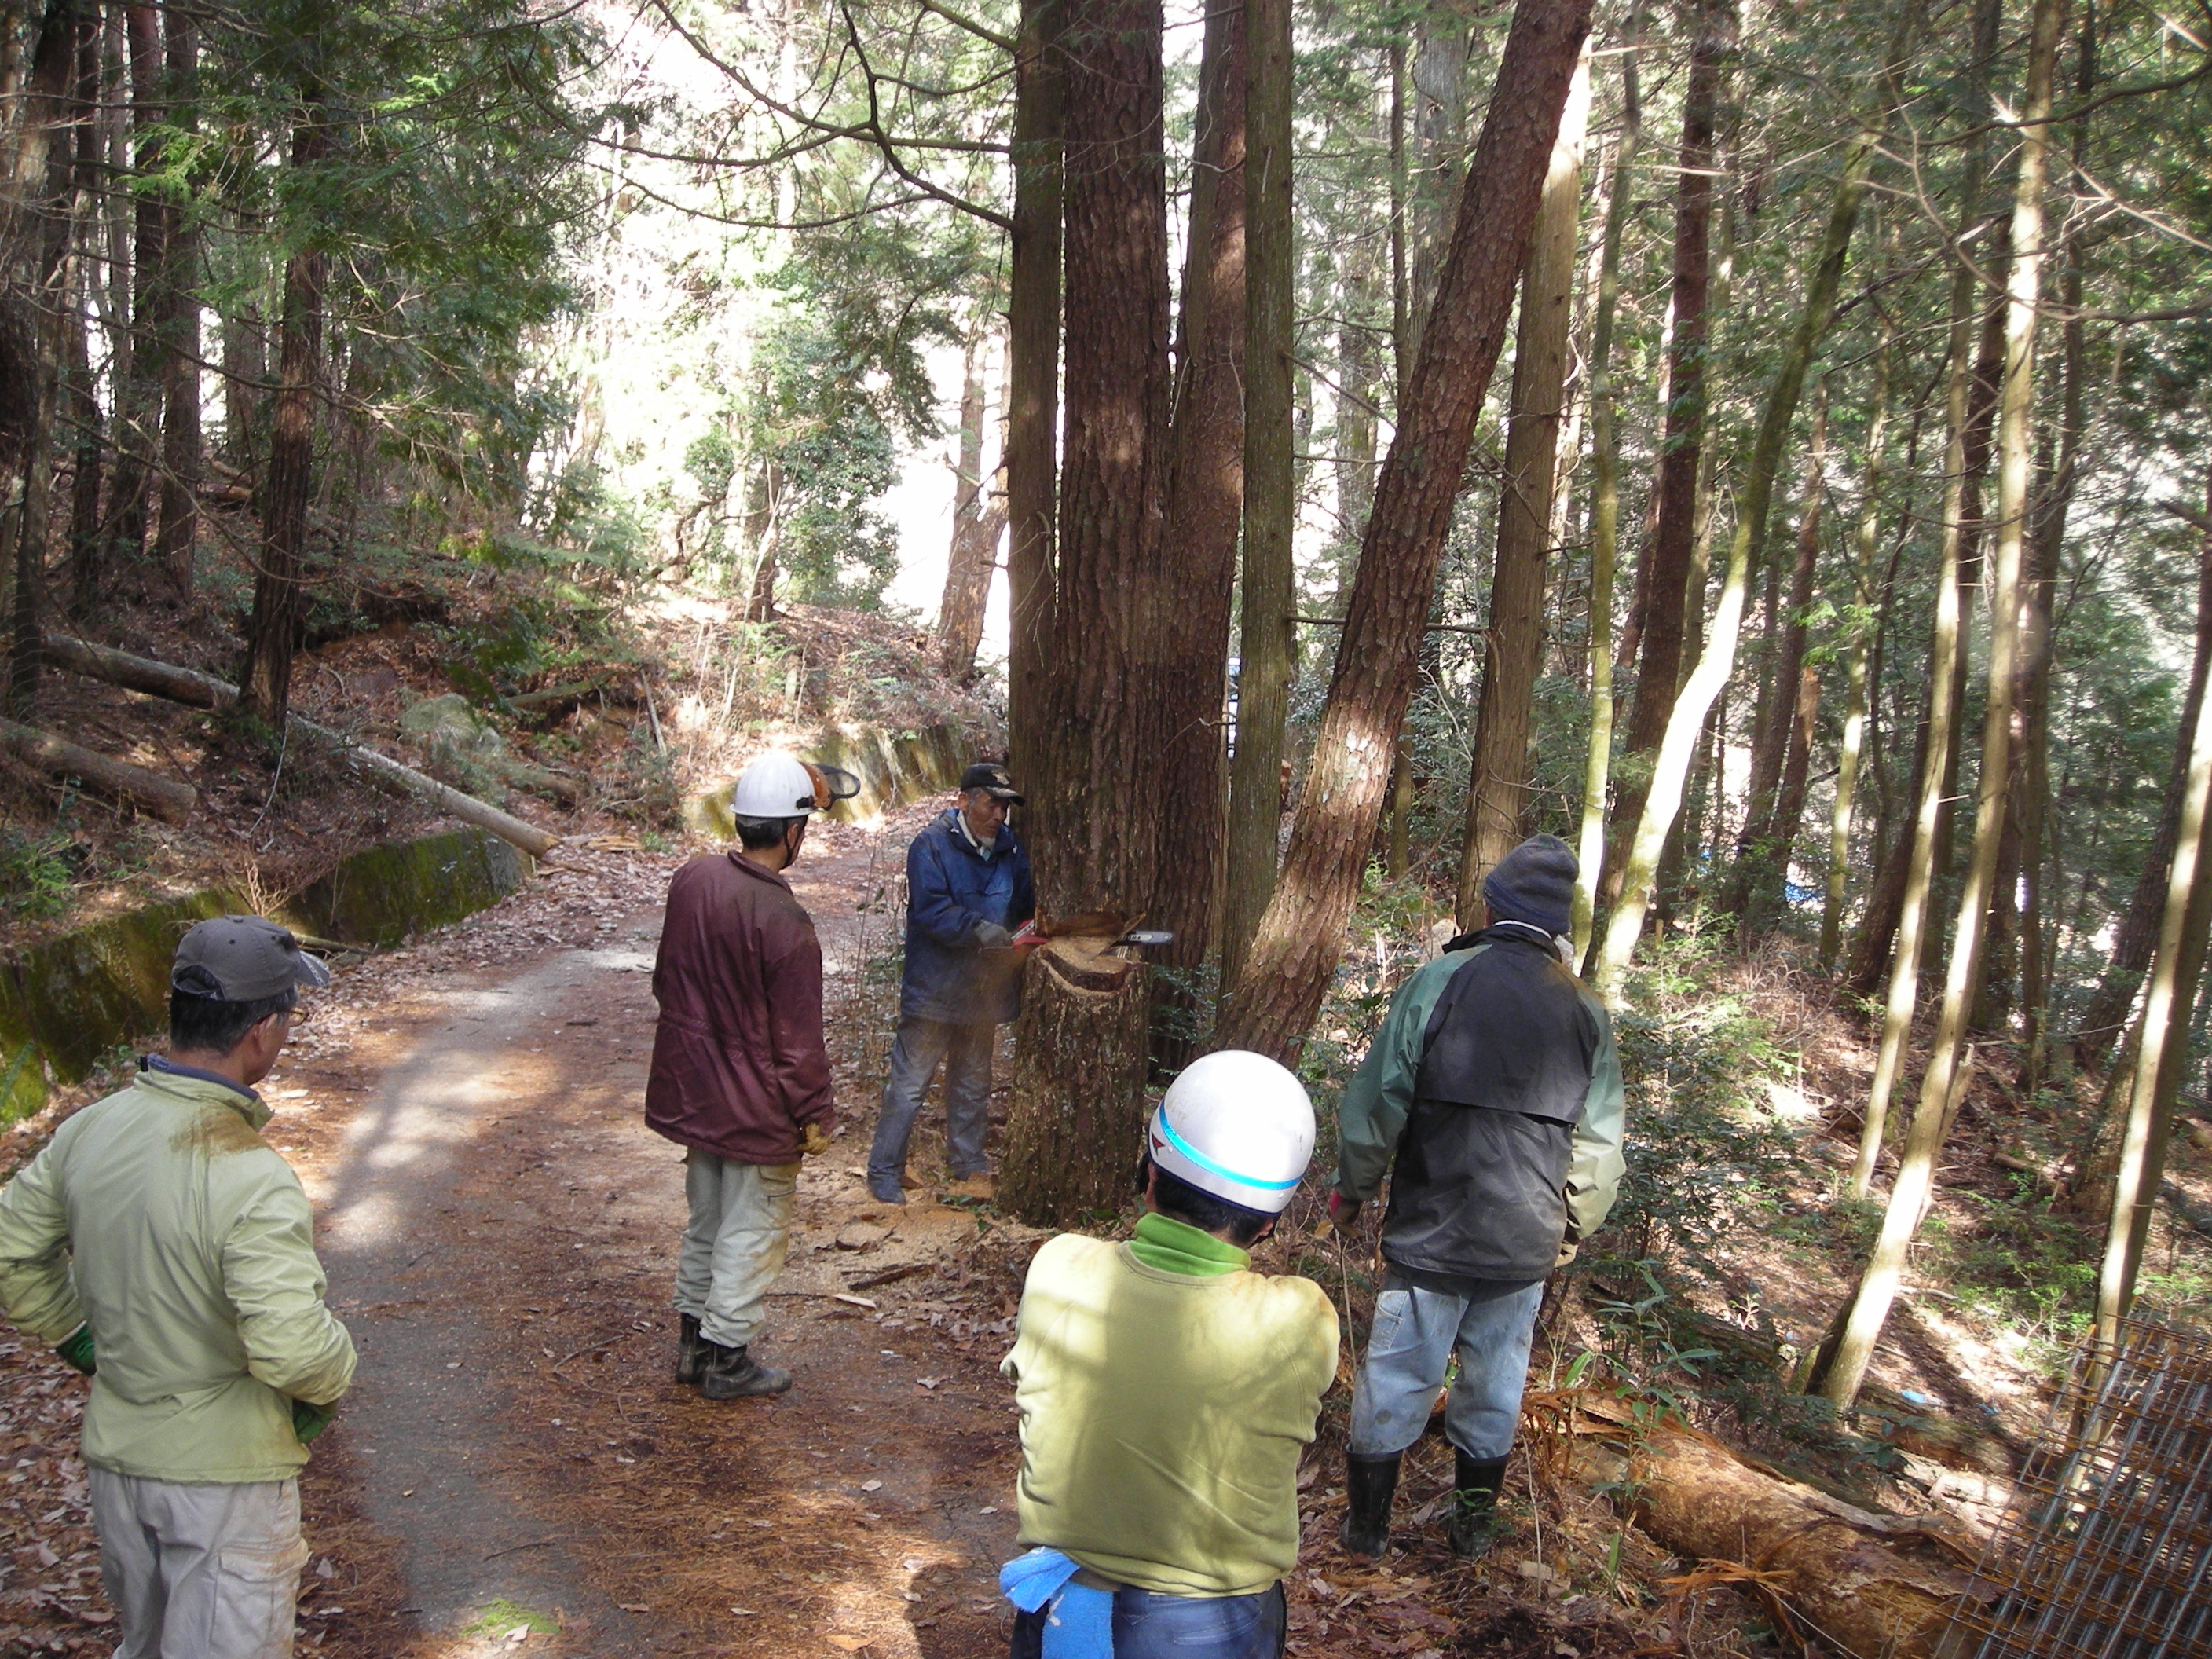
{"left": 646, "top": 752, "right": 848, "bottom": 1400}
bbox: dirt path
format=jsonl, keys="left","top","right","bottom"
{"left": 258, "top": 810, "right": 1041, "bottom": 1657}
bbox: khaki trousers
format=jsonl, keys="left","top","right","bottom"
{"left": 89, "top": 1468, "right": 306, "bottom": 1659}
{"left": 676, "top": 1151, "right": 800, "bottom": 1349}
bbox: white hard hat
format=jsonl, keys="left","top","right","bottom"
{"left": 1146, "top": 1050, "right": 1316, "bottom": 1216}
{"left": 729, "top": 753, "right": 860, "bottom": 819}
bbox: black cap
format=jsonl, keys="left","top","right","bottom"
{"left": 172, "top": 916, "right": 332, "bottom": 1002}
{"left": 960, "top": 762, "right": 1024, "bottom": 804}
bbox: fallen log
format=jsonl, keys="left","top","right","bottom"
{"left": 1542, "top": 1390, "right": 1985, "bottom": 1659}
{"left": 40, "top": 632, "right": 559, "bottom": 860}
{"left": 0, "top": 719, "right": 198, "bottom": 822}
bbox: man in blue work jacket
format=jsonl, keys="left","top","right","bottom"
{"left": 867, "top": 762, "right": 1036, "bottom": 1203}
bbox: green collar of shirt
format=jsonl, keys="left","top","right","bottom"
{"left": 135, "top": 1063, "right": 273, "bottom": 1131}
{"left": 1129, "top": 1211, "right": 1249, "bottom": 1276}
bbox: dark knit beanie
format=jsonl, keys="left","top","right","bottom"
{"left": 1482, "top": 833, "right": 1578, "bottom": 937}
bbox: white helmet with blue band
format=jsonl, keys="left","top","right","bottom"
{"left": 1147, "top": 1050, "right": 1316, "bottom": 1217}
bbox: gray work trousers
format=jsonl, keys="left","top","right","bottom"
{"left": 89, "top": 1467, "right": 306, "bottom": 1659}
{"left": 867, "top": 1016, "right": 994, "bottom": 1189}
{"left": 675, "top": 1150, "right": 799, "bottom": 1350}
{"left": 1348, "top": 1273, "right": 1546, "bottom": 1461}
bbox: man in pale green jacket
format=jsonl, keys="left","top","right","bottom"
{"left": 0, "top": 916, "right": 356, "bottom": 1658}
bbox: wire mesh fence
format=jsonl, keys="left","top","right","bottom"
{"left": 1947, "top": 1315, "right": 2212, "bottom": 1659}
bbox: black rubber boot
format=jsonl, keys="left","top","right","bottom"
{"left": 676, "top": 1313, "right": 708, "bottom": 1386}
{"left": 1446, "top": 1450, "right": 1511, "bottom": 1559}
{"left": 700, "top": 1340, "right": 793, "bottom": 1401}
{"left": 1339, "top": 1452, "right": 1400, "bottom": 1558}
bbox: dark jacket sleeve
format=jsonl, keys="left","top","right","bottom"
{"left": 908, "top": 829, "right": 988, "bottom": 949}
{"left": 765, "top": 918, "right": 836, "bottom": 1132}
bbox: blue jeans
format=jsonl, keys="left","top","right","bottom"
{"left": 867, "top": 1016, "right": 994, "bottom": 1191}
{"left": 1010, "top": 1582, "right": 1286, "bottom": 1659}
{"left": 1348, "top": 1270, "right": 1544, "bottom": 1460}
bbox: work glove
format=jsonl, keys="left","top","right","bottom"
{"left": 801, "top": 1120, "right": 833, "bottom": 1158}
{"left": 290, "top": 1397, "right": 337, "bottom": 1445}
{"left": 55, "top": 1325, "right": 95, "bottom": 1376}
{"left": 975, "top": 922, "right": 1015, "bottom": 950}
{"left": 1555, "top": 1238, "right": 1580, "bottom": 1269}
{"left": 1328, "top": 1191, "right": 1361, "bottom": 1227}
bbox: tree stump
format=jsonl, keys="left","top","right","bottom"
{"left": 1002, "top": 938, "right": 1151, "bottom": 1229}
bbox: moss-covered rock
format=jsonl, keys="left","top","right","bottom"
{"left": 0, "top": 826, "right": 531, "bottom": 1126}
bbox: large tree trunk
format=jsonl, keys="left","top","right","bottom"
{"left": 236, "top": 95, "right": 328, "bottom": 730}
{"left": 1003, "top": 0, "right": 1170, "bottom": 1226}
{"left": 1596, "top": 0, "right": 1727, "bottom": 907}
{"left": 1817, "top": 0, "right": 2064, "bottom": 1410}
{"left": 1005, "top": 0, "right": 1063, "bottom": 787}
{"left": 152, "top": 6, "right": 198, "bottom": 591}
{"left": 1591, "top": 14, "right": 1910, "bottom": 1004}
{"left": 1212, "top": 0, "right": 1593, "bottom": 1060}
{"left": 1570, "top": 5, "right": 1643, "bottom": 963}
{"left": 1147, "top": 0, "right": 1244, "bottom": 983}
{"left": 1456, "top": 46, "right": 1591, "bottom": 929}
{"left": 101, "top": 3, "right": 163, "bottom": 577}
{"left": 4, "top": 0, "right": 82, "bottom": 718}
{"left": 1219, "top": 0, "right": 1291, "bottom": 991}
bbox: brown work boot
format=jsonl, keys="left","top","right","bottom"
{"left": 943, "top": 1173, "right": 997, "bottom": 1202}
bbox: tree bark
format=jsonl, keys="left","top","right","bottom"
{"left": 1005, "top": 0, "right": 1064, "bottom": 789}
{"left": 63, "top": 13, "right": 101, "bottom": 617}
{"left": 1146, "top": 0, "right": 1245, "bottom": 982}
{"left": 4, "top": 0, "right": 82, "bottom": 718}
{"left": 236, "top": 93, "right": 328, "bottom": 730}
{"left": 1571, "top": 5, "right": 1642, "bottom": 964}
{"left": 153, "top": 5, "right": 198, "bottom": 590}
{"left": 1004, "top": 0, "right": 1170, "bottom": 1225}
{"left": 1220, "top": 0, "right": 1291, "bottom": 992}
{"left": 1592, "top": 15, "right": 1908, "bottom": 1005}
{"left": 1597, "top": 0, "right": 1728, "bottom": 906}
{"left": 1818, "top": 0, "right": 2064, "bottom": 1410}
{"left": 1456, "top": 46, "right": 1591, "bottom": 929}
{"left": 0, "top": 716, "right": 195, "bottom": 820}
{"left": 1212, "top": 0, "right": 1593, "bottom": 1060}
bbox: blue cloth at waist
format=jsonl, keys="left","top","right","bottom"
{"left": 1001, "top": 1549, "right": 1114, "bottom": 1659}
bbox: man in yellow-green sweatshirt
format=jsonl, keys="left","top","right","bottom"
{"left": 1000, "top": 1051, "right": 1338, "bottom": 1659}
{"left": 0, "top": 917, "right": 356, "bottom": 1659}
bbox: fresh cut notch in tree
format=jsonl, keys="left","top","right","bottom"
{"left": 1591, "top": 5, "right": 1917, "bottom": 1008}
{"left": 1210, "top": 0, "right": 1593, "bottom": 1061}
{"left": 1816, "top": 0, "right": 2068, "bottom": 1411}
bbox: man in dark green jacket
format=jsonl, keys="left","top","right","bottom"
{"left": 1328, "top": 834, "right": 1625, "bottom": 1561}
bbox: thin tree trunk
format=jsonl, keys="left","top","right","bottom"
{"left": 1003, "top": 0, "right": 1170, "bottom": 1227}
{"left": 1593, "top": 14, "right": 1910, "bottom": 1005}
{"left": 1817, "top": 0, "right": 2064, "bottom": 1410}
{"left": 1457, "top": 46, "right": 1591, "bottom": 928}
{"left": 1212, "top": 0, "right": 1593, "bottom": 1060}
{"left": 236, "top": 93, "right": 327, "bottom": 730}
{"left": 1727, "top": 384, "right": 1828, "bottom": 925}
{"left": 1822, "top": 317, "right": 1894, "bottom": 972}
{"left": 63, "top": 12, "right": 100, "bottom": 616}
{"left": 1005, "top": 0, "right": 1063, "bottom": 786}
{"left": 1148, "top": 0, "right": 1245, "bottom": 980}
{"left": 1571, "top": 2, "right": 1642, "bottom": 965}
{"left": 1598, "top": 0, "right": 1728, "bottom": 906}
{"left": 1844, "top": 0, "right": 2004, "bottom": 1192}
{"left": 1220, "top": 0, "right": 1291, "bottom": 991}
{"left": 937, "top": 328, "right": 1003, "bottom": 679}
{"left": 153, "top": 6, "right": 197, "bottom": 590}
{"left": 101, "top": 2, "right": 162, "bottom": 574}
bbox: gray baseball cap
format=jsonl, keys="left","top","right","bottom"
{"left": 171, "top": 916, "right": 332, "bottom": 1002}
